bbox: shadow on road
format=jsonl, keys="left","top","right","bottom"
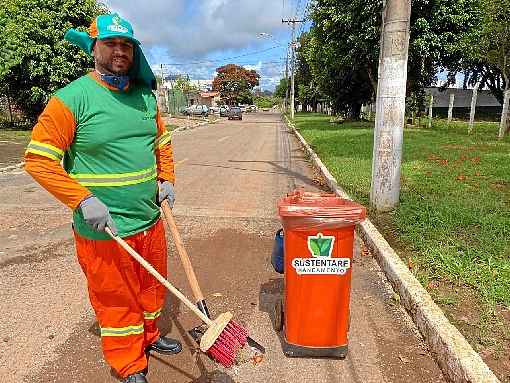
{"left": 185, "top": 159, "right": 318, "bottom": 189}
{"left": 258, "top": 277, "right": 286, "bottom": 352}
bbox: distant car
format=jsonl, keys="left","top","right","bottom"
{"left": 209, "top": 106, "right": 220, "bottom": 114}
{"left": 228, "top": 107, "right": 242, "bottom": 120}
{"left": 219, "top": 106, "right": 229, "bottom": 117}
{"left": 247, "top": 105, "right": 257, "bottom": 112}
{"left": 239, "top": 105, "right": 247, "bottom": 112}
{"left": 184, "top": 105, "right": 209, "bottom": 117}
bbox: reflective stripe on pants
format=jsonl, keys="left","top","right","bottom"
{"left": 74, "top": 219, "right": 167, "bottom": 378}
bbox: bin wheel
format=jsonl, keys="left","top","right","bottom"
{"left": 272, "top": 299, "right": 284, "bottom": 332}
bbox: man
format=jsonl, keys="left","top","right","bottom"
{"left": 25, "top": 13, "right": 181, "bottom": 383}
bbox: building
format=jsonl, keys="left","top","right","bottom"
{"left": 425, "top": 87, "right": 502, "bottom": 121}
{"left": 190, "top": 79, "right": 214, "bottom": 92}
{"left": 187, "top": 91, "right": 221, "bottom": 107}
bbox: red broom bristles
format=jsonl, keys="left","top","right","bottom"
{"left": 206, "top": 320, "right": 249, "bottom": 368}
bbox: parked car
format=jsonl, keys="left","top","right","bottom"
{"left": 228, "top": 106, "right": 242, "bottom": 120}
{"left": 239, "top": 105, "right": 247, "bottom": 112}
{"left": 183, "top": 105, "right": 209, "bottom": 117}
{"left": 220, "top": 106, "right": 229, "bottom": 117}
{"left": 247, "top": 105, "right": 257, "bottom": 112}
{"left": 209, "top": 106, "right": 220, "bottom": 114}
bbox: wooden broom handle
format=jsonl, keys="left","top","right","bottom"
{"left": 161, "top": 201, "right": 205, "bottom": 302}
{"left": 105, "top": 228, "right": 213, "bottom": 326}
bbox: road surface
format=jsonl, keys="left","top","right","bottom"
{"left": 0, "top": 111, "right": 445, "bottom": 382}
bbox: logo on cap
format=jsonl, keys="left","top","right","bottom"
{"left": 107, "top": 15, "right": 128, "bottom": 34}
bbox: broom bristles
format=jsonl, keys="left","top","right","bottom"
{"left": 206, "top": 320, "right": 249, "bottom": 368}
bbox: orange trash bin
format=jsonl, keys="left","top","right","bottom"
{"left": 277, "top": 190, "right": 366, "bottom": 358}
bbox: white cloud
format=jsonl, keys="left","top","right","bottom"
{"left": 103, "top": 0, "right": 286, "bottom": 58}
{"left": 102, "top": 0, "right": 288, "bottom": 89}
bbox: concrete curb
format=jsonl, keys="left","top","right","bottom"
{"left": 283, "top": 115, "right": 500, "bottom": 383}
{"left": 172, "top": 119, "right": 217, "bottom": 134}
{"left": 0, "top": 162, "right": 24, "bottom": 173}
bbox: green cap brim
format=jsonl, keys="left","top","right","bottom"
{"left": 97, "top": 33, "right": 141, "bottom": 46}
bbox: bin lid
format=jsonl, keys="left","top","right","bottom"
{"left": 278, "top": 189, "right": 366, "bottom": 221}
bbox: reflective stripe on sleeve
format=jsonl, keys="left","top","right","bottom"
{"left": 70, "top": 165, "right": 157, "bottom": 187}
{"left": 100, "top": 323, "right": 144, "bottom": 337}
{"left": 144, "top": 309, "right": 162, "bottom": 320}
{"left": 155, "top": 131, "right": 171, "bottom": 149}
{"left": 25, "top": 140, "right": 64, "bottom": 161}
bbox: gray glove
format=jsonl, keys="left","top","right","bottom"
{"left": 158, "top": 181, "right": 175, "bottom": 208}
{"left": 79, "top": 195, "right": 117, "bottom": 235}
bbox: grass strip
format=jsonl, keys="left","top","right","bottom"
{"left": 292, "top": 113, "right": 510, "bottom": 310}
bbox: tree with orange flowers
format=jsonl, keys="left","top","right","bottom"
{"left": 212, "top": 64, "right": 260, "bottom": 105}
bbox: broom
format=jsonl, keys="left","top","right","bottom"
{"left": 160, "top": 201, "right": 265, "bottom": 355}
{"left": 105, "top": 228, "right": 248, "bottom": 368}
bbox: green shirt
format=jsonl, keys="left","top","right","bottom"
{"left": 56, "top": 74, "right": 160, "bottom": 240}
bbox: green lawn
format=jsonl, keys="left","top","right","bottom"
{"left": 292, "top": 113, "right": 510, "bottom": 311}
{"left": 0, "top": 129, "right": 31, "bottom": 140}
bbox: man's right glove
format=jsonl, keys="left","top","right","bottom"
{"left": 79, "top": 195, "right": 118, "bottom": 235}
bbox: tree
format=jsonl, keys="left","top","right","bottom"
{"left": 212, "top": 64, "right": 260, "bottom": 105}
{"left": 254, "top": 95, "right": 278, "bottom": 109}
{"left": 173, "top": 76, "right": 198, "bottom": 94}
{"left": 0, "top": 0, "right": 107, "bottom": 123}
{"left": 304, "top": 0, "right": 480, "bottom": 117}
{"left": 460, "top": 0, "right": 510, "bottom": 137}
{"left": 274, "top": 78, "right": 288, "bottom": 99}
{"left": 303, "top": 28, "right": 374, "bottom": 117}
{"left": 295, "top": 32, "right": 324, "bottom": 112}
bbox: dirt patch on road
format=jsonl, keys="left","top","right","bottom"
{"left": 0, "top": 139, "right": 26, "bottom": 167}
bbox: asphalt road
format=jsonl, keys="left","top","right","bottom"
{"left": 0, "top": 111, "right": 446, "bottom": 382}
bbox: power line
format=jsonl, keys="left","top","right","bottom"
{"left": 161, "top": 45, "right": 285, "bottom": 67}
{"left": 162, "top": 59, "right": 285, "bottom": 68}
{"left": 282, "top": 17, "right": 305, "bottom": 118}
{"left": 297, "top": 0, "right": 309, "bottom": 36}
{"left": 295, "top": 0, "right": 302, "bottom": 19}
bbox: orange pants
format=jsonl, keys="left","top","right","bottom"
{"left": 74, "top": 219, "right": 167, "bottom": 378}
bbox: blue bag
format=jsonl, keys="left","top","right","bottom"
{"left": 271, "top": 229, "right": 284, "bottom": 274}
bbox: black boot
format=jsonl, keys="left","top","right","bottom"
{"left": 123, "top": 372, "right": 147, "bottom": 383}
{"left": 147, "top": 336, "right": 182, "bottom": 355}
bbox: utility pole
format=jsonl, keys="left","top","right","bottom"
{"left": 282, "top": 18, "right": 304, "bottom": 119}
{"left": 370, "top": 0, "right": 411, "bottom": 212}
{"left": 284, "top": 46, "right": 289, "bottom": 112}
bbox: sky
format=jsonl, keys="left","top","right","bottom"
{"left": 102, "top": 0, "right": 311, "bottom": 90}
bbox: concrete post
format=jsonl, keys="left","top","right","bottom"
{"left": 284, "top": 47, "right": 289, "bottom": 112}
{"left": 498, "top": 90, "right": 510, "bottom": 139}
{"left": 447, "top": 93, "right": 455, "bottom": 124}
{"left": 370, "top": 0, "right": 411, "bottom": 212}
{"left": 468, "top": 82, "right": 480, "bottom": 134}
{"left": 428, "top": 94, "right": 434, "bottom": 128}
{"left": 290, "top": 31, "right": 296, "bottom": 119}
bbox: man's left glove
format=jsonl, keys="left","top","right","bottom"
{"left": 158, "top": 181, "right": 175, "bottom": 208}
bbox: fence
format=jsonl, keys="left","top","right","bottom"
{"left": 166, "top": 88, "right": 188, "bottom": 116}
